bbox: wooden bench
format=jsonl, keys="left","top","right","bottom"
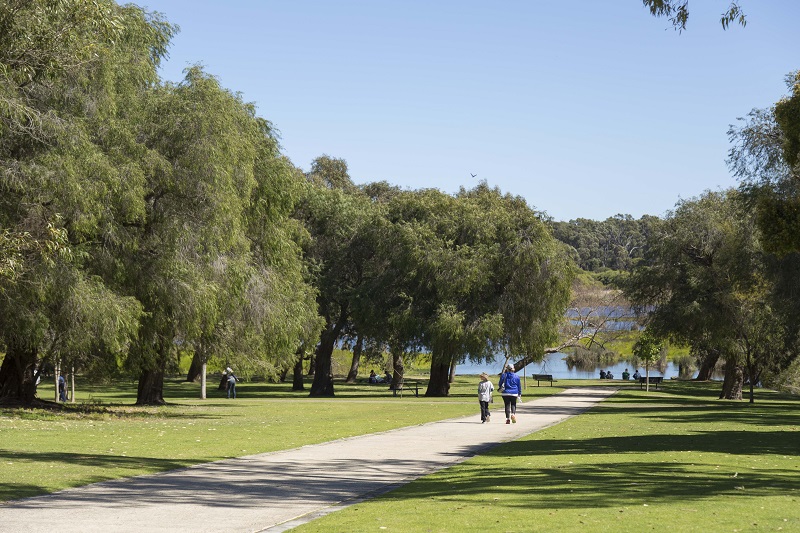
{"left": 639, "top": 376, "right": 664, "bottom": 389}
{"left": 531, "top": 374, "right": 557, "bottom": 386}
{"left": 391, "top": 380, "right": 420, "bottom": 397}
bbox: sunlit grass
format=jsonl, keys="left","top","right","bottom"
{"left": 294, "top": 382, "right": 800, "bottom": 533}
{"left": 0, "top": 373, "right": 564, "bottom": 502}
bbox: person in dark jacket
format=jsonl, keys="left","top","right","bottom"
{"left": 58, "top": 374, "right": 67, "bottom": 402}
{"left": 226, "top": 367, "right": 238, "bottom": 399}
{"left": 498, "top": 364, "right": 522, "bottom": 424}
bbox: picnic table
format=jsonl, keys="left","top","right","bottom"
{"left": 391, "top": 380, "right": 420, "bottom": 397}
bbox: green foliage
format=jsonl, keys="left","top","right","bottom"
{"left": 642, "top": 0, "right": 746, "bottom": 31}
{"left": 775, "top": 71, "right": 800, "bottom": 170}
{"left": 633, "top": 330, "right": 663, "bottom": 364}
{"left": 550, "top": 215, "right": 661, "bottom": 274}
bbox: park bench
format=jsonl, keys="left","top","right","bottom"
{"left": 391, "top": 380, "right": 420, "bottom": 397}
{"left": 639, "top": 376, "right": 664, "bottom": 389}
{"left": 531, "top": 374, "right": 557, "bottom": 386}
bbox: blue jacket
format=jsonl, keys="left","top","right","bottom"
{"left": 499, "top": 371, "right": 521, "bottom": 396}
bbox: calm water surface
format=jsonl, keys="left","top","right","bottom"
{"left": 455, "top": 352, "right": 709, "bottom": 380}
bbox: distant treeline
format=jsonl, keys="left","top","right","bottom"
{"left": 549, "top": 215, "right": 662, "bottom": 273}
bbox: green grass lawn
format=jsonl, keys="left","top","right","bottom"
{"left": 4, "top": 376, "right": 798, "bottom": 533}
{"left": 0, "top": 373, "right": 564, "bottom": 502}
{"left": 293, "top": 381, "right": 800, "bottom": 533}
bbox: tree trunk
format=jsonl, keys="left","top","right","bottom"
{"left": 345, "top": 335, "right": 363, "bottom": 383}
{"left": 390, "top": 348, "right": 404, "bottom": 390}
{"left": 54, "top": 361, "right": 60, "bottom": 403}
{"left": 307, "top": 353, "right": 316, "bottom": 376}
{"left": 425, "top": 356, "right": 452, "bottom": 397}
{"left": 310, "top": 335, "right": 336, "bottom": 396}
{"left": 512, "top": 354, "right": 534, "bottom": 373}
{"left": 0, "top": 342, "right": 38, "bottom": 404}
{"left": 745, "top": 350, "right": 758, "bottom": 404}
{"left": 695, "top": 350, "right": 720, "bottom": 381}
{"left": 719, "top": 360, "right": 744, "bottom": 400}
{"left": 70, "top": 366, "right": 75, "bottom": 403}
{"left": 292, "top": 357, "right": 305, "bottom": 391}
{"left": 201, "top": 362, "right": 207, "bottom": 400}
{"left": 136, "top": 340, "right": 168, "bottom": 405}
{"left": 137, "top": 368, "right": 166, "bottom": 405}
{"left": 448, "top": 359, "right": 457, "bottom": 384}
{"left": 310, "top": 306, "right": 348, "bottom": 397}
{"left": 186, "top": 352, "right": 203, "bottom": 382}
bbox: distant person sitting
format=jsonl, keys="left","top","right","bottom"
{"left": 369, "top": 370, "right": 378, "bottom": 383}
{"left": 622, "top": 368, "right": 630, "bottom": 380}
{"left": 633, "top": 369, "right": 641, "bottom": 380}
{"left": 384, "top": 371, "right": 393, "bottom": 386}
{"left": 605, "top": 371, "right": 614, "bottom": 379}
{"left": 599, "top": 369, "right": 607, "bottom": 379}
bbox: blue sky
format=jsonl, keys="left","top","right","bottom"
{"left": 141, "top": 1, "right": 799, "bottom": 221}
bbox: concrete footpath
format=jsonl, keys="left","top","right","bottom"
{"left": 0, "top": 387, "right": 615, "bottom": 533}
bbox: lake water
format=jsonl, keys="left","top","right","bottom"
{"left": 455, "top": 352, "right": 702, "bottom": 380}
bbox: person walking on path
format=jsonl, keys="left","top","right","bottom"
{"left": 226, "top": 367, "right": 238, "bottom": 399}
{"left": 498, "top": 364, "right": 521, "bottom": 424}
{"left": 478, "top": 372, "right": 494, "bottom": 423}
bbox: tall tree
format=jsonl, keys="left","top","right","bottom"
{"left": 296, "top": 157, "right": 378, "bottom": 396}
{"left": 0, "top": 1, "right": 172, "bottom": 403}
{"left": 624, "top": 190, "right": 793, "bottom": 401}
{"left": 381, "top": 185, "right": 573, "bottom": 396}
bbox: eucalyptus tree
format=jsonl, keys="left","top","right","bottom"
{"left": 728, "top": 76, "right": 800, "bottom": 257}
{"left": 0, "top": 1, "right": 172, "bottom": 403}
{"left": 349, "top": 188, "right": 422, "bottom": 390}
{"left": 624, "top": 190, "right": 793, "bottom": 401}
{"left": 241, "top": 152, "right": 321, "bottom": 382}
{"left": 296, "top": 156, "right": 379, "bottom": 396}
{"left": 112, "top": 67, "right": 313, "bottom": 405}
{"left": 384, "top": 184, "right": 573, "bottom": 396}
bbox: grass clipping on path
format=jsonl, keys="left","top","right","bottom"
{"left": 294, "top": 382, "right": 800, "bottom": 533}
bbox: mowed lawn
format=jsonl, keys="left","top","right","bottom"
{"left": 2, "top": 377, "right": 798, "bottom": 533}
{"left": 0, "top": 374, "right": 563, "bottom": 502}
{"left": 292, "top": 381, "right": 800, "bottom": 533}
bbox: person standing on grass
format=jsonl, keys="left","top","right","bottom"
{"left": 226, "top": 367, "right": 238, "bottom": 399}
{"left": 498, "top": 364, "right": 521, "bottom": 424}
{"left": 478, "top": 372, "right": 494, "bottom": 423}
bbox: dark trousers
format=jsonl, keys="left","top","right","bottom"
{"left": 479, "top": 400, "right": 490, "bottom": 421}
{"left": 502, "top": 395, "right": 517, "bottom": 419}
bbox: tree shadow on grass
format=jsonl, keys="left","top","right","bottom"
{"left": 382, "top": 430, "right": 800, "bottom": 508}
{"left": 592, "top": 397, "right": 800, "bottom": 429}
{"left": 389, "top": 460, "right": 799, "bottom": 509}
{"left": 0, "top": 449, "right": 200, "bottom": 502}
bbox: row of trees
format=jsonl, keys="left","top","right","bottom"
{"left": 0, "top": 1, "right": 319, "bottom": 404}
{"left": 0, "top": 1, "right": 575, "bottom": 403}
{"left": 297, "top": 162, "right": 574, "bottom": 397}
{"left": 1, "top": 0, "right": 795, "bottom": 405}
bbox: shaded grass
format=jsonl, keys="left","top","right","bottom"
{"left": 0, "top": 373, "right": 564, "bottom": 502}
{"left": 293, "top": 382, "right": 800, "bottom": 533}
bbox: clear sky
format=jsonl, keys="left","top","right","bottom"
{"left": 139, "top": 1, "right": 799, "bottom": 221}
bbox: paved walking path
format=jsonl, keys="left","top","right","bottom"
{"left": 0, "top": 387, "right": 615, "bottom": 532}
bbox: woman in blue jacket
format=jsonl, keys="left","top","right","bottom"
{"left": 498, "top": 364, "right": 521, "bottom": 424}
